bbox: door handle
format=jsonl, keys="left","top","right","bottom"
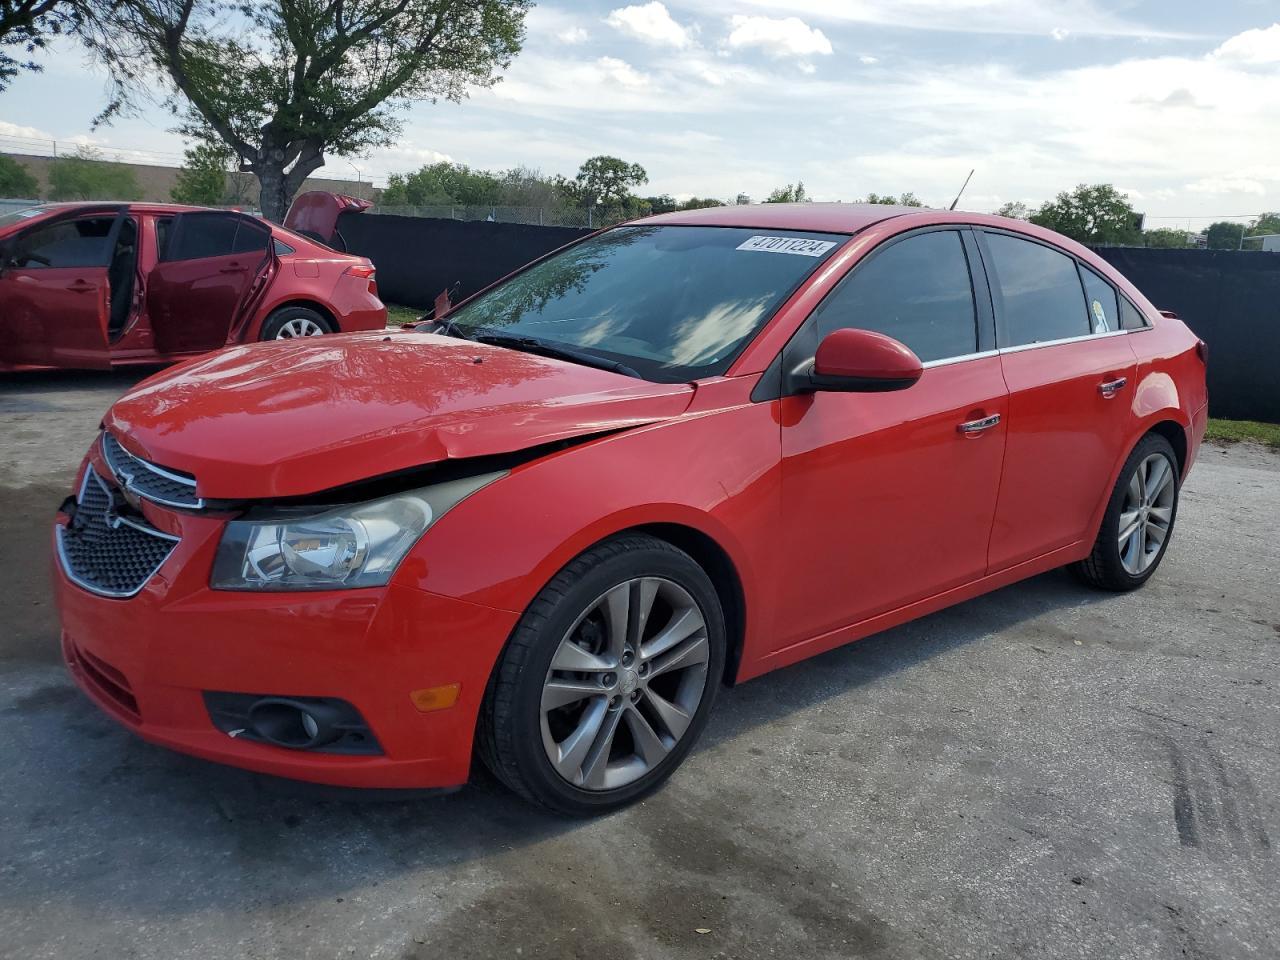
{"left": 218, "top": 263, "right": 244, "bottom": 274}
{"left": 1099, "top": 377, "right": 1128, "bottom": 398}
{"left": 957, "top": 414, "right": 1001, "bottom": 434}
{"left": 67, "top": 279, "right": 96, "bottom": 293}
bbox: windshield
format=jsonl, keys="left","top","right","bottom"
{"left": 0, "top": 205, "right": 46, "bottom": 229}
{"left": 441, "top": 225, "right": 847, "bottom": 382}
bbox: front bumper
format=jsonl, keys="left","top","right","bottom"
{"left": 52, "top": 505, "right": 518, "bottom": 789}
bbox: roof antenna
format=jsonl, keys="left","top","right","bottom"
{"left": 948, "top": 169, "right": 975, "bottom": 211}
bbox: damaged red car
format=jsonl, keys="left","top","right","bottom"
{"left": 0, "top": 193, "right": 384, "bottom": 370}
{"left": 52, "top": 204, "right": 1207, "bottom": 814}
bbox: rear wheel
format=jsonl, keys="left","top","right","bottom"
{"left": 260, "top": 306, "right": 333, "bottom": 340}
{"left": 1073, "top": 433, "right": 1180, "bottom": 591}
{"left": 478, "top": 535, "right": 725, "bottom": 815}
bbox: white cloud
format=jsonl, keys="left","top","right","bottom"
{"left": 859, "top": 55, "right": 880, "bottom": 65}
{"left": 0, "top": 120, "right": 53, "bottom": 140}
{"left": 726, "top": 15, "right": 833, "bottom": 58}
{"left": 1050, "top": 27, "right": 1069, "bottom": 41}
{"left": 702, "top": 0, "right": 1199, "bottom": 39}
{"left": 595, "top": 56, "right": 651, "bottom": 89}
{"left": 606, "top": 2, "right": 693, "bottom": 49}
{"left": 558, "top": 26, "right": 589, "bottom": 45}
{"left": 1211, "top": 23, "right": 1280, "bottom": 65}
{"left": 1185, "top": 177, "right": 1268, "bottom": 196}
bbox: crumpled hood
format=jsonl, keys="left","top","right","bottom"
{"left": 105, "top": 331, "right": 694, "bottom": 499}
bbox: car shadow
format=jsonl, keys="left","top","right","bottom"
{"left": 2, "top": 561, "right": 1112, "bottom": 917}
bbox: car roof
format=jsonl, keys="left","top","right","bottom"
{"left": 23, "top": 201, "right": 244, "bottom": 217}
{"left": 639, "top": 202, "right": 927, "bottom": 234}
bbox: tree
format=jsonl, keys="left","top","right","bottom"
{"left": 643, "top": 194, "right": 677, "bottom": 215}
{"left": 1030, "top": 184, "right": 1143, "bottom": 245}
{"left": 170, "top": 140, "right": 233, "bottom": 205}
{"left": 765, "top": 182, "right": 807, "bottom": 203}
{"left": 678, "top": 197, "right": 725, "bottom": 210}
{"left": 1143, "top": 228, "right": 1192, "bottom": 249}
{"left": 0, "top": 0, "right": 95, "bottom": 91}
{"left": 1206, "top": 221, "right": 1244, "bottom": 250}
{"left": 995, "top": 200, "right": 1029, "bottom": 220}
{"left": 862, "top": 191, "right": 925, "bottom": 207}
{"left": 1247, "top": 212, "right": 1280, "bottom": 237}
{"left": 0, "top": 153, "right": 38, "bottom": 196}
{"left": 85, "top": 1, "right": 530, "bottom": 222}
{"left": 558, "top": 156, "right": 648, "bottom": 208}
{"left": 46, "top": 145, "right": 140, "bottom": 200}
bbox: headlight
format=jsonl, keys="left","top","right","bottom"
{"left": 210, "top": 472, "right": 505, "bottom": 591}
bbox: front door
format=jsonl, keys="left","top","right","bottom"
{"left": 0, "top": 210, "right": 125, "bottom": 369}
{"left": 977, "top": 231, "right": 1139, "bottom": 569}
{"left": 146, "top": 212, "right": 272, "bottom": 355}
{"left": 774, "top": 228, "right": 1008, "bottom": 651}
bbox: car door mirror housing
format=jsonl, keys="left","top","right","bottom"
{"left": 789, "top": 327, "right": 924, "bottom": 394}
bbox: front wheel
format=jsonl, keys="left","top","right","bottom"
{"left": 478, "top": 535, "right": 726, "bottom": 815}
{"left": 259, "top": 306, "right": 334, "bottom": 341}
{"left": 1073, "top": 433, "right": 1180, "bottom": 591}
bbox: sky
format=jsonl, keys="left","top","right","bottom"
{"left": 2, "top": 0, "right": 1279, "bottom": 227}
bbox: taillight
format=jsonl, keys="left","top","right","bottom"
{"left": 1195, "top": 338, "right": 1208, "bottom": 365}
{"left": 344, "top": 264, "right": 377, "bottom": 295}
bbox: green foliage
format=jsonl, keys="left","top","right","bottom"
{"left": 1205, "top": 418, "right": 1280, "bottom": 448}
{"left": 765, "top": 182, "right": 807, "bottom": 203}
{"left": 643, "top": 194, "right": 677, "bottom": 215}
{"left": 1247, "top": 212, "right": 1280, "bottom": 237}
{"left": 1205, "top": 221, "right": 1244, "bottom": 250}
{"left": 170, "top": 140, "right": 233, "bottom": 205}
{"left": 87, "top": 0, "right": 531, "bottom": 221}
{"left": 862, "top": 191, "right": 925, "bottom": 207}
{"left": 557, "top": 156, "right": 648, "bottom": 208}
{"left": 1030, "top": 184, "right": 1142, "bottom": 245}
{"left": 1142, "top": 228, "right": 1192, "bottom": 249}
{"left": 46, "top": 145, "right": 140, "bottom": 200}
{"left": 0, "top": 0, "right": 93, "bottom": 92}
{"left": 0, "top": 153, "right": 38, "bottom": 196}
{"left": 995, "top": 201, "right": 1029, "bottom": 220}
{"left": 380, "top": 161, "right": 506, "bottom": 206}
{"left": 677, "top": 197, "right": 725, "bottom": 210}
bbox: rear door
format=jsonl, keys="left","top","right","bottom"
{"left": 978, "top": 230, "right": 1139, "bottom": 570}
{"left": 0, "top": 208, "right": 124, "bottom": 369}
{"left": 146, "top": 212, "right": 272, "bottom": 355}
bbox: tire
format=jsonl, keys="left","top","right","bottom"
{"left": 1073, "top": 433, "right": 1180, "bottom": 591}
{"left": 259, "top": 305, "right": 334, "bottom": 341}
{"left": 477, "top": 534, "right": 726, "bottom": 816}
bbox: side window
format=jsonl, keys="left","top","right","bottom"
{"left": 165, "top": 213, "right": 267, "bottom": 263}
{"left": 273, "top": 238, "right": 295, "bottom": 255}
{"left": 810, "top": 230, "right": 977, "bottom": 363}
{"left": 155, "top": 217, "right": 173, "bottom": 259}
{"left": 1079, "top": 264, "right": 1119, "bottom": 334}
{"left": 985, "top": 233, "right": 1089, "bottom": 346}
{"left": 1120, "top": 297, "right": 1150, "bottom": 330}
{"left": 11, "top": 216, "right": 115, "bottom": 269}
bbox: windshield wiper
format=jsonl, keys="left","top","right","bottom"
{"left": 426, "top": 316, "right": 471, "bottom": 340}
{"left": 471, "top": 331, "right": 642, "bottom": 378}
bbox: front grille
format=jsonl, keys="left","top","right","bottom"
{"left": 56, "top": 468, "right": 179, "bottom": 598}
{"left": 101, "top": 431, "right": 203, "bottom": 509}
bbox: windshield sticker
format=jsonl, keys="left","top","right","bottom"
{"left": 736, "top": 235, "right": 838, "bottom": 258}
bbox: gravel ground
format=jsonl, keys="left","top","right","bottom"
{"left": 1, "top": 369, "right": 1277, "bottom": 960}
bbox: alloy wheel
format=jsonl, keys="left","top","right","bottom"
{"left": 275, "top": 317, "right": 326, "bottom": 338}
{"left": 1118, "top": 452, "right": 1176, "bottom": 575}
{"left": 540, "top": 577, "right": 711, "bottom": 791}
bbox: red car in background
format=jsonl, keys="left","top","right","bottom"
{"left": 0, "top": 192, "right": 385, "bottom": 370}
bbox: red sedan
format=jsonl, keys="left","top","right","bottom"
{"left": 0, "top": 197, "right": 385, "bottom": 370}
{"left": 51, "top": 204, "right": 1207, "bottom": 814}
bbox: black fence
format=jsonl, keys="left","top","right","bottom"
{"left": 336, "top": 214, "right": 1279, "bottom": 423}
{"left": 337, "top": 212, "right": 590, "bottom": 310}
{"left": 1094, "top": 248, "right": 1280, "bottom": 423}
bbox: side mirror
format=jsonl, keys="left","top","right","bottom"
{"left": 790, "top": 328, "right": 924, "bottom": 394}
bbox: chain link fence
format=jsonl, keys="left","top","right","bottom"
{"left": 369, "top": 204, "right": 635, "bottom": 229}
